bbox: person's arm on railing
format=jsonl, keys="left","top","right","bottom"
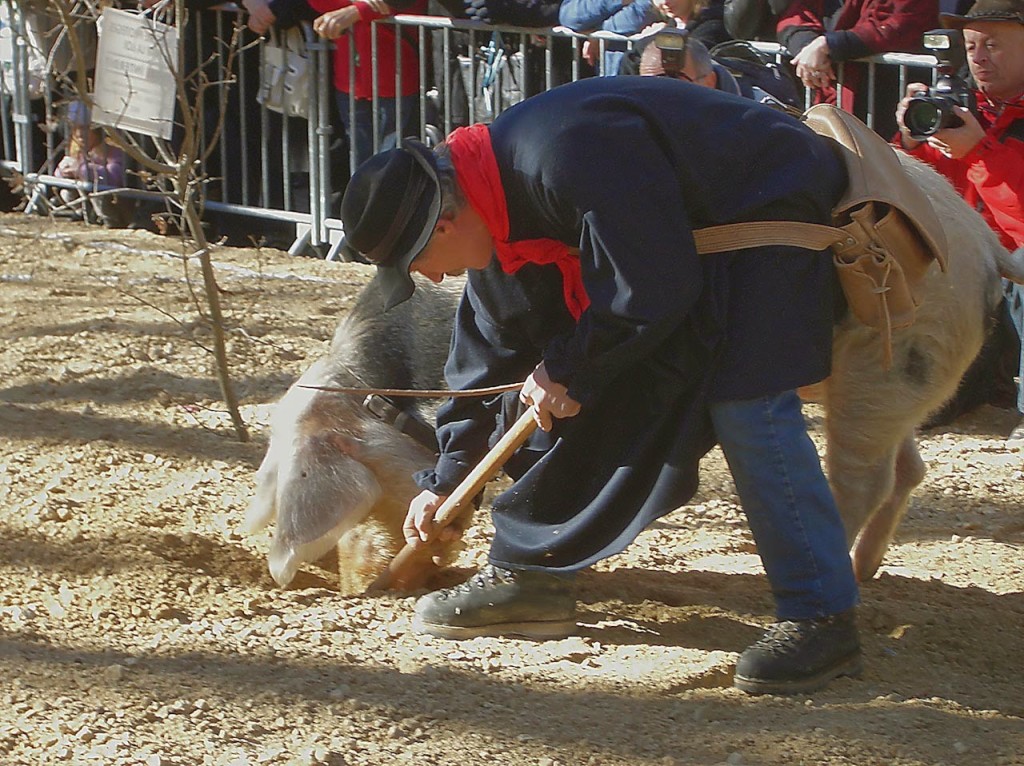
{"left": 241, "top": 0, "right": 278, "bottom": 31}
{"left": 558, "top": 0, "right": 636, "bottom": 31}
{"left": 833, "top": 0, "right": 937, "bottom": 60}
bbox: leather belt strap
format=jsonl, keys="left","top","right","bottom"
{"left": 693, "top": 221, "right": 851, "bottom": 254}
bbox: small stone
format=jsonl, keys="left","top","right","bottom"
{"left": 44, "top": 599, "right": 66, "bottom": 619}
{"left": 102, "top": 664, "right": 126, "bottom": 683}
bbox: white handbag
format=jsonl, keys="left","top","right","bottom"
{"left": 257, "top": 27, "right": 311, "bottom": 120}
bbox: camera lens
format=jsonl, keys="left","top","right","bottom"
{"left": 904, "top": 99, "right": 942, "bottom": 138}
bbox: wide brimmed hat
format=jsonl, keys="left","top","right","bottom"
{"left": 339, "top": 139, "right": 442, "bottom": 311}
{"left": 941, "top": 0, "right": 1024, "bottom": 28}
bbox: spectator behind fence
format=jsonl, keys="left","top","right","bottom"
{"left": 253, "top": 0, "right": 580, "bottom": 143}
{"left": 642, "top": 0, "right": 732, "bottom": 46}
{"left": 605, "top": 0, "right": 732, "bottom": 102}
{"left": 619, "top": 28, "right": 744, "bottom": 95}
{"left": 54, "top": 100, "right": 132, "bottom": 228}
{"left": 403, "top": 0, "right": 578, "bottom": 128}
{"left": 141, "top": 0, "right": 294, "bottom": 245}
{"left": 723, "top": 0, "right": 790, "bottom": 40}
{"left": 620, "top": 27, "right": 802, "bottom": 106}
{"left": 557, "top": 0, "right": 659, "bottom": 75}
{"left": 248, "top": 0, "right": 428, "bottom": 167}
{"left": 407, "top": 0, "right": 562, "bottom": 25}
{"left": 894, "top": 0, "right": 1024, "bottom": 439}
{"left": 557, "top": 0, "right": 731, "bottom": 77}
{"left": 777, "top": 0, "right": 937, "bottom": 135}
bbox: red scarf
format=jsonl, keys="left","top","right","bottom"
{"left": 445, "top": 124, "right": 590, "bottom": 321}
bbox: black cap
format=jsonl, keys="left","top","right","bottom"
{"left": 941, "top": 0, "right": 1024, "bottom": 28}
{"left": 339, "top": 139, "right": 442, "bottom": 311}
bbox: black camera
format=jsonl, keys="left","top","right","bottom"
{"left": 902, "top": 29, "right": 977, "bottom": 140}
{"left": 654, "top": 28, "right": 689, "bottom": 78}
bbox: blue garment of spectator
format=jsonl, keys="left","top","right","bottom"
{"left": 558, "top": 0, "right": 657, "bottom": 75}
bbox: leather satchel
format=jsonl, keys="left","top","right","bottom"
{"left": 692, "top": 104, "right": 948, "bottom": 368}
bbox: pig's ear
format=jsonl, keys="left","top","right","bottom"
{"left": 267, "top": 441, "right": 382, "bottom": 588}
{"left": 242, "top": 451, "right": 279, "bottom": 535}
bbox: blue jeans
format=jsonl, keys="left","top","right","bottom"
{"left": 336, "top": 93, "right": 420, "bottom": 169}
{"left": 709, "top": 391, "right": 859, "bottom": 621}
{"left": 1004, "top": 279, "right": 1024, "bottom": 413}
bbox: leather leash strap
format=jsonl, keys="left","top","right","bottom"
{"left": 299, "top": 382, "right": 523, "bottom": 398}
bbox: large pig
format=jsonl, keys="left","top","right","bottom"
{"left": 243, "top": 275, "right": 464, "bottom": 594}
{"left": 819, "top": 152, "right": 1024, "bottom": 581}
{"left": 247, "top": 152, "right": 1023, "bottom": 592}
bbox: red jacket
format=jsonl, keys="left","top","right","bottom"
{"left": 776, "top": 0, "right": 937, "bottom": 109}
{"left": 307, "top": 0, "right": 428, "bottom": 99}
{"left": 903, "top": 93, "right": 1024, "bottom": 249}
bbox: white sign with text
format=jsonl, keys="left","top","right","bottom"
{"left": 92, "top": 8, "right": 177, "bottom": 140}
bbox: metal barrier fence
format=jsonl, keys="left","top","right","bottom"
{"left": 1, "top": 0, "right": 37, "bottom": 197}
{"left": 0, "top": 3, "right": 332, "bottom": 253}
{"left": 0, "top": 4, "right": 938, "bottom": 257}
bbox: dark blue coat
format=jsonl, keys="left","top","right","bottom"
{"left": 416, "top": 77, "right": 847, "bottom": 571}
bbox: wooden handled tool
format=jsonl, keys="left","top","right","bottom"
{"left": 367, "top": 407, "right": 538, "bottom": 592}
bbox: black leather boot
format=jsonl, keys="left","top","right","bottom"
{"left": 733, "top": 609, "right": 863, "bottom": 695}
{"left": 412, "top": 564, "right": 577, "bottom": 640}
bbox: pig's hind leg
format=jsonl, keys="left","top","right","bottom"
{"left": 825, "top": 332, "right": 935, "bottom": 581}
{"left": 849, "top": 435, "right": 925, "bottom": 581}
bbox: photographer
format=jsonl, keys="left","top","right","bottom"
{"left": 621, "top": 29, "right": 740, "bottom": 90}
{"left": 895, "top": 0, "right": 1024, "bottom": 438}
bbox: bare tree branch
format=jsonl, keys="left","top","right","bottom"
{"left": 37, "top": 0, "right": 251, "bottom": 441}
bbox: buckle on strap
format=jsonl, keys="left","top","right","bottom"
{"left": 362, "top": 394, "right": 438, "bottom": 453}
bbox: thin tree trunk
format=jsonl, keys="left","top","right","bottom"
{"left": 180, "top": 196, "right": 250, "bottom": 443}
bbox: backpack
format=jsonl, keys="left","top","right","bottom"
{"left": 710, "top": 39, "right": 801, "bottom": 108}
{"left": 691, "top": 105, "right": 948, "bottom": 369}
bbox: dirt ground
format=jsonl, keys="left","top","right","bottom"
{"left": 1, "top": 211, "right": 1022, "bottom": 766}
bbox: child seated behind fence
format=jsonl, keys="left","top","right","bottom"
{"left": 54, "top": 101, "right": 132, "bottom": 228}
